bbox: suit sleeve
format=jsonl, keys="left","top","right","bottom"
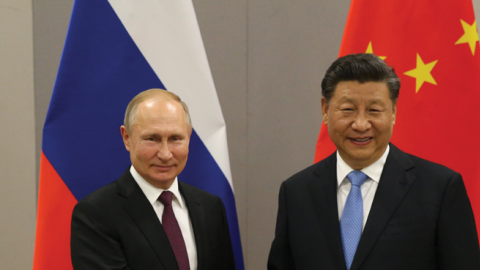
{"left": 268, "top": 181, "right": 296, "bottom": 270}
{"left": 71, "top": 200, "right": 130, "bottom": 270}
{"left": 437, "top": 172, "right": 480, "bottom": 269}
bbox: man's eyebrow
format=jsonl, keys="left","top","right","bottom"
{"left": 170, "top": 133, "right": 185, "bottom": 138}
{"left": 339, "top": 97, "right": 355, "bottom": 103}
{"left": 142, "top": 133, "right": 161, "bottom": 139}
{"left": 338, "top": 97, "right": 386, "bottom": 104}
{"left": 368, "top": 99, "right": 387, "bottom": 105}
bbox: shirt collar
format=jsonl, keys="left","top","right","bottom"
{"left": 130, "top": 166, "right": 185, "bottom": 208}
{"left": 336, "top": 144, "right": 390, "bottom": 188}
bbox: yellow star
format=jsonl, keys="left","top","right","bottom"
{"left": 365, "top": 42, "right": 386, "bottom": 60}
{"left": 455, "top": 19, "right": 479, "bottom": 55}
{"left": 404, "top": 54, "right": 438, "bottom": 93}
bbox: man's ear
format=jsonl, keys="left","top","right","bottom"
{"left": 120, "top": 126, "right": 131, "bottom": 151}
{"left": 392, "top": 103, "right": 397, "bottom": 125}
{"left": 321, "top": 97, "right": 329, "bottom": 125}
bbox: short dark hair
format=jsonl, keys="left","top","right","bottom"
{"left": 321, "top": 53, "right": 400, "bottom": 104}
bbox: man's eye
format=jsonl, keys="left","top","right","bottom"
{"left": 342, "top": 108, "right": 353, "bottom": 111}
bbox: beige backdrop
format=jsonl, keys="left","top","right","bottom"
{"left": 1, "top": 0, "right": 480, "bottom": 269}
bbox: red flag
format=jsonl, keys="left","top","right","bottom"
{"left": 315, "top": 0, "right": 480, "bottom": 235}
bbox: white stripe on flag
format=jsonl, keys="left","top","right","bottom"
{"left": 108, "top": 0, "right": 233, "bottom": 187}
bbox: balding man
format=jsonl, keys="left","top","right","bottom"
{"left": 71, "top": 89, "right": 235, "bottom": 270}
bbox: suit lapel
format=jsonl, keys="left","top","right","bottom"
{"left": 351, "top": 144, "right": 416, "bottom": 270}
{"left": 309, "top": 153, "right": 348, "bottom": 270}
{"left": 179, "top": 182, "right": 207, "bottom": 269}
{"left": 117, "top": 170, "right": 179, "bottom": 270}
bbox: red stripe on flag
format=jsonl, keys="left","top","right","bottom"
{"left": 33, "top": 151, "right": 77, "bottom": 270}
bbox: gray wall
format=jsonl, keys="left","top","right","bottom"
{"left": 3, "top": 0, "right": 480, "bottom": 269}
{"left": 0, "top": 1, "right": 36, "bottom": 270}
{"left": 193, "top": 0, "right": 350, "bottom": 266}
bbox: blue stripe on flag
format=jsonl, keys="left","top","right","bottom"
{"left": 43, "top": 0, "right": 163, "bottom": 200}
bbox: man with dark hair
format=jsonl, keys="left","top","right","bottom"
{"left": 268, "top": 54, "right": 480, "bottom": 270}
{"left": 71, "top": 89, "right": 235, "bottom": 270}
{"left": 321, "top": 53, "right": 400, "bottom": 104}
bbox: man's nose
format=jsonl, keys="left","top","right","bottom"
{"left": 157, "top": 143, "right": 173, "bottom": 160}
{"left": 351, "top": 113, "right": 371, "bottom": 132}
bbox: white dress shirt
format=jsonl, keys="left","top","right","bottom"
{"left": 130, "top": 166, "right": 197, "bottom": 270}
{"left": 337, "top": 145, "right": 389, "bottom": 229}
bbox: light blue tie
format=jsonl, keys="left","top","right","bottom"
{"left": 340, "top": 170, "right": 368, "bottom": 270}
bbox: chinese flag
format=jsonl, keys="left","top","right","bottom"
{"left": 315, "top": 0, "right": 480, "bottom": 235}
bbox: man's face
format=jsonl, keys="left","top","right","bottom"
{"left": 121, "top": 98, "right": 191, "bottom": 189}
{"left": 321, "top": 81, "right": 396, "bottom": 170}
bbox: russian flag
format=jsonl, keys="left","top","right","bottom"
{"left": 33, "top": 1, "right": 244, "bottom": 269}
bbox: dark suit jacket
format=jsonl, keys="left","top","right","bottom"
{"left": 71, "top": 168, "right": 235, "bottom": 270}
{"left": 268, "top": 144, "right": 480, "bottom": 270}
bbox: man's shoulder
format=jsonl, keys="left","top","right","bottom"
{"left": 388, "top": 144, "right": 460, "bottom": 192}
{"left": 73, "top": 181, "right": 122, "bottom": 218}
{"left": 75, "top": 168, "right": 133, "bottom": 208}
{"left": 80, "top": 181, "right": 117, "bottom": 203}
{"left": 389, "top": 144, "right": 458, "bottom": 176}
{"left": 283, "top": 152, "right": 336, "bottom": 187}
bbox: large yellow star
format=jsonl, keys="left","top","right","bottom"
{"left": 455, "top": 19, "right": 479, "bottom": 55}
{"left": 365, "top": 42, "right": 386, "bottom": 60}
{"left": 404, "top": 54, "right": 438, "bottom": 93}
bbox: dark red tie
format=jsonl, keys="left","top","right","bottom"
{"left": 159, "top": 191, "right": 190, "bottom": 270}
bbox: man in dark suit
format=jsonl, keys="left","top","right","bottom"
{"left": 268, "top": 54, "right": 480, "bottom": 270}
{"left": 71, "top": 89, "right": 235, "bottom": 270}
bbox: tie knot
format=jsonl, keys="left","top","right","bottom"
{"left": 159, "top": 191, "right": 173, "bottom": 206}
{"left": 347, "top": 170, "right": 368, "bottom": 187}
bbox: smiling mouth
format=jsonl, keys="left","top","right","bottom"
{"left": 349, "top": 137, "right": 373, "bottom": 144}
{"left": 352, "top": 138, "right": 370, "bottom": 142}
{"left": 153, "top": 165, "right": 174, "bottom": 170}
